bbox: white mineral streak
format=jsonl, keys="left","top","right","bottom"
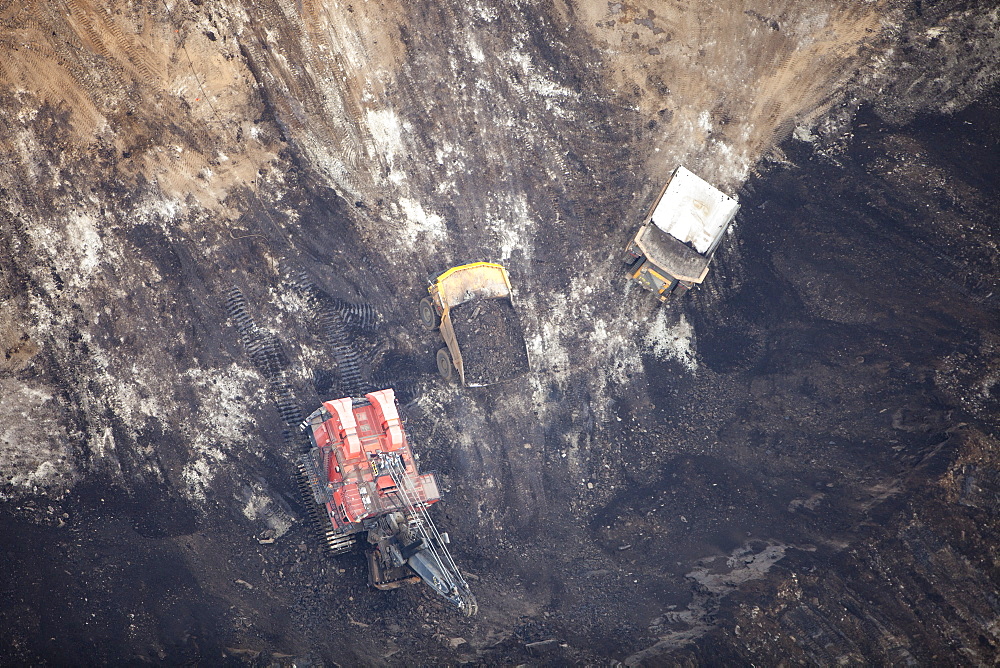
{"left": 398, "top": 197, "right": 448, "bottom": 247}
{"left": 644, "top": 312, "right": 698, "bottom": 373}
{"left": 0, "top": 379, "right": 75, "bottom": 496}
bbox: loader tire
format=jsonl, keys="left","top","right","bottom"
{"left": 436, "top": 348, "right": 454, "bottom": 381}
{"left": 419, "top": 298, "right": 440, "bottom": 329}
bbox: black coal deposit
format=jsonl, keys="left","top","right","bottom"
{"left": 450, "top": 297, "right": 530, "bottom": 385}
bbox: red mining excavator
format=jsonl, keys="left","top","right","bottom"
{"left": 297, "top": 388, "right": 477, "bottom": 616}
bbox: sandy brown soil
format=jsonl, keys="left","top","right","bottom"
{"left": 1, "top": 0, "right": 999, "bottom": 664}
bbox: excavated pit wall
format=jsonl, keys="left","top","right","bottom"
{"left": 0, "top": 0, "right": 998, "bottom": 663}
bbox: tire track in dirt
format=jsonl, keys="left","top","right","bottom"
{"left": 95, "top": 3, "right": 161, "bottom": 81}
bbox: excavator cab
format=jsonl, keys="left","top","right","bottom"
{"left": 298, "top": 389, "right": 477, "bottom": 616}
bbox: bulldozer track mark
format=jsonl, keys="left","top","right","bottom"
{"left": 106, "top": 19, "right": 159, "bottom": 83}
{"left": 225, "top": 288, "right": 256, "bottom": 337}
{"left": 225, "top": 289, "right": 290, "bottom": 376}
{"left": 340, "top": 141, "right": 362, "bottom": 173}
{"left": 300, "top": 3, "right": 326, "bottom": 38}
{"left": 225, "top": 287, "right": 305, "bottom": 451}
{"left": 371, "top": 372, "right": 418, "bottom": 406}
{"left": 63, "top": 0, "right": 143, "bottom": 84}
{"left": 274, "top": 0, "right": 304, "bottom": 28}
{"left": 315, "top": 47, "right": 368, "bottom": 131}
{"left": 775, "top": 47, "right": 799, "bottom": 76}
{"left": 0, "top": 1, "right": 30, "bottom": 23}
{"left": 292, "top": 275, "right": 379, "bottom": 330}
{"left": 338, "top": 301, "right": 378, "bottom": 331}
{"left": 0, "top": 10, "right": 44, "bottom": 32}
{"left": 243, "top": 14, "right": 375, "bottom": 174}
{"left": 0, "top": 44, "right": 103, "bottom": 135}
{"left": 295, "top": 277, "right": 374, "bottom": 397}
{"left": 272, "top": 382, "right": 302, "bottom": 427}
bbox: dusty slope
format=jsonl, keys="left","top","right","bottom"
{"left": 1, "top": 0, "right": 999, "bottom": 663}
{"left": 0, "top": 0, "right": 898, "bottom": 508}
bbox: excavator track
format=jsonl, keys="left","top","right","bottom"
{"left": 292, "top": 279, "right": 380, "bottom": 557}
{"left": 295, "top": 458, "right": 357, "bottom": 556}
{"left": 226, "top": 281, "right": 474, "bottom": 613}
{"left": 226, "top": 284, "right": 358, "bottom": 555}
{"left": 297, "top": 453, "right": 332, "bottom": 504}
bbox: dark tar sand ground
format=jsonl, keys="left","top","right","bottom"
{"left": 0, "top": 1, "right": 999, "bottom": 662}
{"left": 2, "top": 91, "right": 998, "bottom": 665}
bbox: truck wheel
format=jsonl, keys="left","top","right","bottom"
{"left": 419, "top": 298, "right": 440, "bottom": 329}
{"left": 436, "top": 348, "right": 454, "bottom": 381}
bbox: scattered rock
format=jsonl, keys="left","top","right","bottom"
{"left": 526, "top": 639, "right": 561, "bottom": 656}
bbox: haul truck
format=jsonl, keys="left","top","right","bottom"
{"left": 624, "top": 166, "right": 740, "bottom": 301}
{"left": 419, "top": 262, "right": 529, "bottom": 386}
